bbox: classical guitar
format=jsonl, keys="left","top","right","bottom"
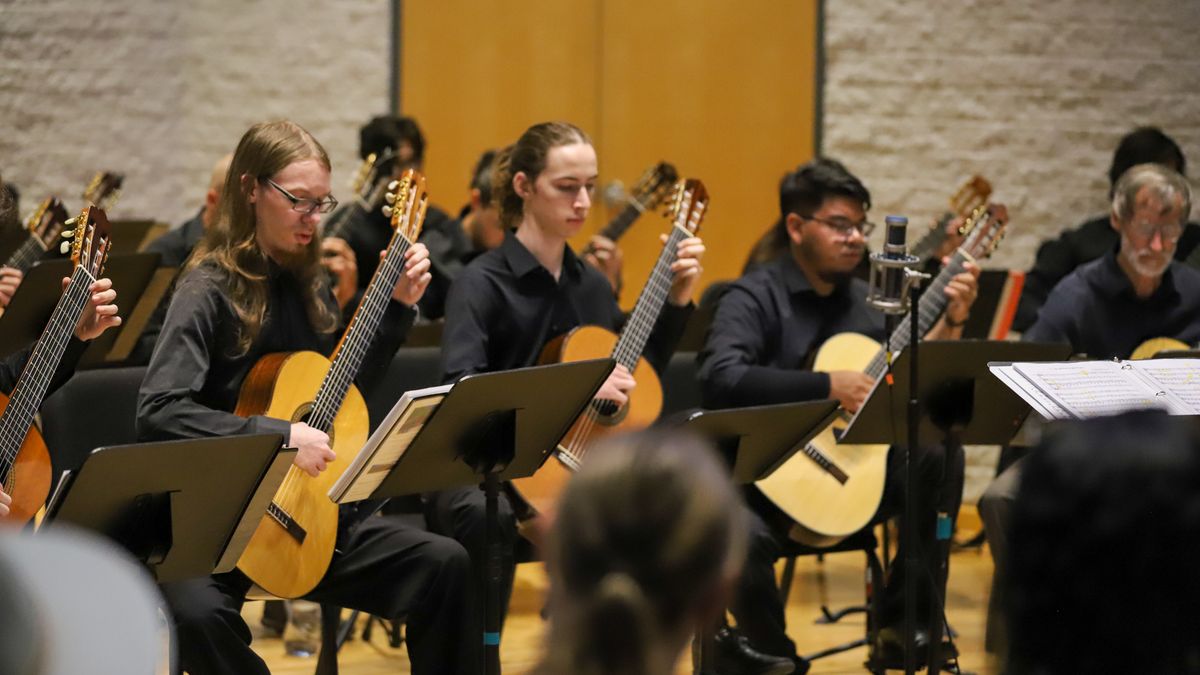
{"left": 908, "top": 174, "right": 992, "bottom": 261}
{"left": 584, "top": 161, "right": 679, "bottom": 254}
{"left": 234, "top": 169, "right": 428, "bottom": 599}
{"left": 511, "top": 178, "right": 708, "bottom": 517}
{"left": 757, "top": 204, "right": 1009, "bottom": 547}
{"left": 3, "top": 173, "right": 121, "bottom": 273}
{"left": 0, "top": 206, "right": 112, "bottom": 524}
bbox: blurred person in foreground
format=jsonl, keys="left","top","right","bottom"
{"left": 533, "top": 431, "right": 747, "bottom": 675}
{"left": 1005, "top": 410, "right": 1200, "bottom": 674}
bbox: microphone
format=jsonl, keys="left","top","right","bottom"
{"left": 866, "top": 215, "right": 921, "bottom": 314}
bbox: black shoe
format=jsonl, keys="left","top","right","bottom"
{"left": 712, "top": 626, "right": 796, "bottom": 675}
{"left": 874, "top": 626, "right": 959, "bottom": 670}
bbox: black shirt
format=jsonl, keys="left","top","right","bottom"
{"left": 145, "top": 212, "right": 205, "bottom": 269}
{"left": 1013, "top": 215, "right": 1200, "bottom": 332}
{"left": 440, "top": 233, "right": 692, "bottom": 383}
{"left": 136, "top": 261, "right": 415, "bottom": 443}
{"left": 0, "top": 340, "right": 87, "bottom": 397}
{"left": 698, "top": 254, "right": 884, "bottom": 409}
{"left": 340, "top": 204, "right": 469, "bottom": 320}
{"left": 1023, "top": 249, "right": 1200, "bottom": 360}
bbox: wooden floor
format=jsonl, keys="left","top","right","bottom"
{"left": 250, "top": 536, "right": 1001, "bottom": 674}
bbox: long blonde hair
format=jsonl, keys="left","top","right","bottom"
{"left": 536, "top": 431, "right": 747, "bottom": 675}
{"left": 188, "top": 120, "right": 338, "bottom": 354}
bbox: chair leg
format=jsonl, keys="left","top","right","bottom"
{"left": 778, "top": 556, "right": 797, "bottom": 602}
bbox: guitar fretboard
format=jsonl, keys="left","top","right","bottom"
{"left": 0, "top": 265, "right": 94, "bottom": 484}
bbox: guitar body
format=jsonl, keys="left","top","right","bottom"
{"left": 234, "top": 351, "right": 369, "bottom": 598}
{"left": 1131, "top": 337, "right": 1191, "bottom": 360}
{"left": 0, "top": 392, "right": 52, "bottom": 526}
{"left": 756, "top": 332, "right": 889, "bottom": 547}
{"left": 510, "top": 325, "right": 663, "bottom": 517}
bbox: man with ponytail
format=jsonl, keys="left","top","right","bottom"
{"left": 137, "top": 120, "right": 478, "bottom": 675}
{"left": 434, "top": 120, "right": 705, "bottom": 638}
{"left": 534, "top": 431, "right": 747, "bottom": 675}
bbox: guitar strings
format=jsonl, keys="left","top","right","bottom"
{"left": 0, "top": 266, "right": 93, "bottom": 478}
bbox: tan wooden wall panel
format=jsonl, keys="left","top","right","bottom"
{"left": 400, "top": 1, "right": 602, "bottom": 213}
{"left": 399, "top": 0, "right": 818, "bottom": 307}
{"left": 597, "top": 0, "right": 819, "bottom": 307}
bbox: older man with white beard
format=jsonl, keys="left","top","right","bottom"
{"left": 979, "top": 162, "right": 1199, "bottom": 654}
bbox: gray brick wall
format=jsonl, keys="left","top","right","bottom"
{"left": 824, "top": 0, "right": 1200, "bottom": 270}
{"left": 1, "top": 0, "right": 389, "bottom": 228}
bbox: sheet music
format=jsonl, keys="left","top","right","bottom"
{"left": 329, "top": 384, "right": 451, "bottom": 503}
{"left": 1129, "top": 359, "right": 1200, "bottom": 413}
{"left": 989, "top": 364, "right": 1071, "bottom": 420}
{"left": 1012, "top": 360, "right": 1189, "bottom": 418}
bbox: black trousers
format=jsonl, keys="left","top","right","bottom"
{"left": 160, "top": 516, "right": 478, "bottom": 675}
{"left": 730, "top": 442, "right": 966, "bottom": 660}
{"left": 424, "top": 485, "right": 519, "bottom": 631}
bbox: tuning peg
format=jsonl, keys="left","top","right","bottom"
{"left": 382, "top": 205, "right": 393, "bottom": 218}
{"left": 385, "top": 192, "right": 396, "bottom": 204}
{"left": 60, "top": 241, "right": 71, "bottom": 255}
{"left": 387, "top": 180, "right": 399, "bottom": 191}
{"left": 65, "top": 217, "right": 78, "bottom": 227}
{"left": 61, "top": 230, "right": 74, "bottom": 239}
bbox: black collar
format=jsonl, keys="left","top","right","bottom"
{"left": 500, "top": 233, "right": 584, "bottom": 282}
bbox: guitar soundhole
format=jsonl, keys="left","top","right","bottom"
{"left": 588, "top": 399, "right": 628, "bottom": 426}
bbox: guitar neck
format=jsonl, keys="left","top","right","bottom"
{"left": 863, "top": 249, "right": 970, "bottom": 380}
{"left": 307, "top": 231, "right": 413, "bottom": 432}
{"left": 0, "top": 265, "right": 93, "bottom": 481}
{"left": 599, "top": 199, "right": 646, "bottom": 243}
{"left": 908, "top": 212, "right": 954, "bottom": 261}
{"left": 5, "top": 235, "right": 46, "bottom": 272}
{"left": 611, "top": 226, "right": 688, "bottom": 370}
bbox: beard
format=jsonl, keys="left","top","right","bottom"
{"left": 1119, "top": 232, "right": 1171, "bottom": 279}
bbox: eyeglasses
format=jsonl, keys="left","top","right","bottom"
{"left": 263, "top": 178, "right": 338, "bottom": 215}
{"left": 1130, "top": 220, "right": 1183, "bottom": 243}
{"left": 804, "top": 214, "right": 876, "bottom": 238}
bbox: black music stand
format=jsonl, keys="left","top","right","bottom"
{"left": 838, "top": 339, "right": 1070, "bottom": 672}
{"left": 668, "top": 400, "right": 842, "bottom": 675}
{"left": 42, "top": 434, "right": 294, "bottom": 584}
{"left": 349, "top": 358, "right": 616, "bottom": 675}
{"left": 0, "top": 252, "right": 161, "bottom": 363}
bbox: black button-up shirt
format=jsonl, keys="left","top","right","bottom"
{"left": 137, "top": 261, "right": 415, "bottom": 443}
{"left": 1023, "top": 249, "right": 1200, "bottom": 359}
{"left": 440, "top": 233, "right": 692, "bottom": 383}
{"left": 698, "top": 254, "right": 885, "bottom": 409}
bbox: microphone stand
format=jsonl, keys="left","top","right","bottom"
{"left": 901, "top": 268, "right": 926, "bottom": 675}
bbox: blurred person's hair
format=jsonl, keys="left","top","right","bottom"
{"left": 0, "top": 180, "right": 18, "bottom": 234}
{"left": 1111, "top": 163, "right": 1192, "bottom": 227}
{"left": 1108, "top": 126, "right": 1186, "bottom": 196}
{"left": 470, "top": 148, "right": 499, "bottom": 207}
{"left": 534, "top": 431, "right": 747, "bottom": 675}
{"left": 1005, "top": 411, "right": 1200, "bottom": 674}
{"left": 359, "top": 115, "right": 426, "bottom": 165}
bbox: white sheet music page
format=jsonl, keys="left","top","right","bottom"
{"left": 989, "top": 364, "right": 1072, "bottom": 419}
{"left": 1011, "top": 360, "right": 1191, "bottom": 418}
{"left": 1128, "top": 358, "right": 1200, "bottom": 413}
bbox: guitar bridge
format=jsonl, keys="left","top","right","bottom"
{"left": 802, "top": 444, "right": 850, "bottom": 485}
{"left": 266, "top": 501, "right": 307, "bottom": 544}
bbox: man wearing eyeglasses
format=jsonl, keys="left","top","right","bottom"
{"left": 978, "top": 162, "right": 1200, "bottom": 655}
{"left": 697, "top": 158, "right": 980, "bottom": 674}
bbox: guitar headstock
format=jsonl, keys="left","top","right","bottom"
{"left": 959, "top": 203, "right": 1008, "bottom": 261}
{"left": 949, "top": 175, "right": 992, "bottom": 220}
{"left": 82, "top": 171, "right": 124, "bottom": 211}
{"left": 629, "top": 161, "right": 679, "bottom": 211}
{"left": 25, "top": 197, "right": 70, "bottom": 251}
{"left": 665, "top": 178, "right": 709, "bottom": 236}
{"left": 352, "top": 148, "right": 398, "bottom": 200}
{"left": 382, "top": 169, "right": 429, "bottom": 243}
{"left": 64, "top": 205, "right": 113, "bottom": 279}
